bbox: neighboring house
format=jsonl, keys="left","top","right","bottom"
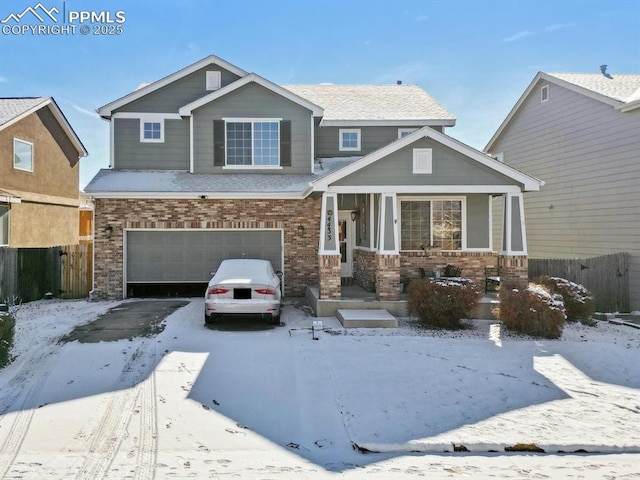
{"left": 485, "top": 71, "right": 640, "bottom": 310}
{"left": 85, "top": 54, "right": 542, "bottom": 304}
{"left": 0, "top": 97, "right": 88, "bottom": 247}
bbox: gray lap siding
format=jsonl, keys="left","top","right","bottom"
{"left": 93, "top": 197, "right": 321, "bottom": 299}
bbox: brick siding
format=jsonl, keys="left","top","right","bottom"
{"left": 93, "top": 197, "right": 320, "bottom": 299}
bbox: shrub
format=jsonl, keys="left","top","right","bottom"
{"left": 537, "top": 276, "right": 595, "bottom": 323}
{"left": 0, "top": 313, "right": 15, "bottom": 368}
{"left": 407, "top": 278, "right": 482, "bottom": 329}
{"left": 496, "top": 280, "right": 566, "bottom": 339}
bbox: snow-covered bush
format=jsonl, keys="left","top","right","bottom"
{"left": 407, "top": 278, "right": 482, "bottom": 329}
{"left": 537, "top": 276, "right": 595, "bottom": 323}
{"left": 496, "top": 280, "right": 566, "bottom": 339}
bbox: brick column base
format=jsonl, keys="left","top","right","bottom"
{"left": 319, "top": 254, "right": 341, "bottom": 300}
{"left": 498, "top": 255, "right": 528, "bottom": 284}
{"left": 376, "top": 254, "right": 400, "bottom": 301}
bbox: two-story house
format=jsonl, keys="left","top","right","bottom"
{"left": 0, "top": 97, "right": 88, "bottom": 247}
{"left": 485, "top": 71, "right": 640, "bottom": 311}
{"left": 86, "top": 54, "right": 543, "bottom": 309}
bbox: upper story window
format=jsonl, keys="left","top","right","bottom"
{"left": 206, "top": 71, "right": 222, "bottom": 91}
{"left": 339, "top": 128, "right": 361, "bottom": 151}
{"left": 140, "top": 118, "right": 164, "bottom": 143}
{"left": 398, "top": 128, "right": 418, "bottom": 138}
{"left": 0, "top": 204, "right": 8, "bottom": 246}
{"left": 13, "top": 138, "right": 34, "bottom": 172}
{"left": 226, "top": 120, "right": 280, "bottom": 166}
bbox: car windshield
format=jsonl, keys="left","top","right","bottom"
{"left": 214, "top": 259, "right": 274, "bottom": 285}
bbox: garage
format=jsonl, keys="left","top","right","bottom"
{"left": 125, "top": 229, "right": 283, "bottom": 297}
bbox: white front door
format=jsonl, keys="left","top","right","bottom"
{"left": 338, "top": 211, "right": 354, "bottom": 277}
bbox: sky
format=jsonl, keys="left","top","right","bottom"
{"left": 1, "top": 0, "right": 639, "bottom": 189}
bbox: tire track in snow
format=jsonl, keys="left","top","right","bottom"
{"left": 132, "top": 368, "right": 158, "bottom": 480}
{"left": 73, "top": 339, "right": 158, "bottom": 480}
{"left": 0, "top": 351, "right": 57, "bottom": 478}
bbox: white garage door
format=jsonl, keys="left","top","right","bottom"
{"left": 126, "top": 230, "right": 283, "bottom": 284}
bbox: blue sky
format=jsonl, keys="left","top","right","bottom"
{"left": 1, "top": 0, "right": 639, "bottom": 188}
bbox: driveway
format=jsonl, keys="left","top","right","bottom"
{"left": 0, "top": 297, "right": 638, "bottom": 479}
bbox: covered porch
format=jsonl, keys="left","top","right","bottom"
{"left": 305, "top": 283, "right": 499, "bottom": 320}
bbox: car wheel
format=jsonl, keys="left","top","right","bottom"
{"left": 272, "top": 314, "right": 281, "bottom": 326}
{"left": 205, "top": 313, "right": 215, "bottom": 325}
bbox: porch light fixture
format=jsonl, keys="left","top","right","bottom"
{"left": 297, "top": 225, "right": 305, "bottom": 236}
{"left": 350, "top": 210, "right": 358, "bottom": 221}
{"left": 105, "top": 225, "right": 113, "bottom": 238}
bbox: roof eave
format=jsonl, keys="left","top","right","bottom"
{"left": 97, "top": 54, "right": 249, "bottom": 118}
{"left": 85, "top": 190, "right": 307, "bottom": 200}
{"left": 319, "top": 119, "right": 456, "bottom": 127}
{"left": 178, "top": 73, "right": 324, "bottom": 116}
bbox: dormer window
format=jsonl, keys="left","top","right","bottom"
{"left": 541, "top": 84, "right": 549, "bottom": 103}
{"left": 206, "top": 71, "right": 221, "bottom": 91}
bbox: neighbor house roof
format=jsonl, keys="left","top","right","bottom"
{"left": 283, "top": 84, "right": 456, "bottom": 127}
{"left": 485, "top": 71, "right": 640, "bottom": 151}
{"left": 0, "top": 97, "right": 88, "bottom": 158}
{"left": 0, "top": 97, "right": 49, "bottom": 127}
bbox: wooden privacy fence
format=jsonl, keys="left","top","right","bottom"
{"left": 529, "top": 252, "right": 629, "bottom": 313}
{"left": 0, "top": 244, "right": 93, "bottom": 303}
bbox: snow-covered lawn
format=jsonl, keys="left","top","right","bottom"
{"left": 0, "top": 298, "right": 639, "bottom": 479}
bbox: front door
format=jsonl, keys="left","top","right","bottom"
{"left": 338, "top": 212, "right": 354, "bottom": 277}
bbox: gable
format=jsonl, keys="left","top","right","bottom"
{"left": 331, "top": 137, "right": 516, "bottom": 188}
{"left": 113, "top": 64, "right": 243, "bottom": 114}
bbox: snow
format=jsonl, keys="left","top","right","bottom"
{"left": 1, "top": 298, "right": 639, "bottom": 478}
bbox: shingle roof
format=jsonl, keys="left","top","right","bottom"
{"left": 0, "top": 97, "right": 49, "bottom": 127}
{"left": 282, "top": 84, "right": 455, "bottom": 123}
{"left": 547, "top": 73, "right": 640, "bottom": 103}
{"left": 84, "top": 158, "right": 359, "bottom": 197}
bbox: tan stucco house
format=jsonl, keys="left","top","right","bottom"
{"left": 0, "top": 97, "right": 88, "bottom": 247}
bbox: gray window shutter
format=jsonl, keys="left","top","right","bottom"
{"left": 280, "top": 120, "right": 291, "bottom": 167}
{"left": 213, "top": 120, "right": 225, "bottom": 166}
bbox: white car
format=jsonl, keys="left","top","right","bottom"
{"left": 204, "top": 259, "right": 282, "bottom": 325}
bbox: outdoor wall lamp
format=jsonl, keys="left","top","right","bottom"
{"left": 105, "top": 225, "right": 113, "bottom": 238}
{"left": 350, "top": 210, "right": 358, "bottom": 221}
{"left": 297, "top": 225, "right": 305, "bottom": 236}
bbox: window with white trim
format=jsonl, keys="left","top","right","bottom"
{"left": 140, "top": 119, "right": 164, "bottom": 142}
{"left": 398, "top": 128, "right": 418, "bottom": 138}
{"left": 206, "top": 71, "right": 221, "bottom": 91}
{"left": 339, "top": 128, "right": 361, "bottom": 151}
{"left": 13, "top": 138, "right": 33, "bottom": 172}
{"left": 541, "top": 84, "right": 549, "bottom": 102}
{"left": 226, "top": 120, "right": 280, "bottom": 166}
{"left": 413, "top": 148, "right": 432, "bottom": 174}
{"left": 0, "top": 204, "right": 8, "bottom": 246}
{"left": 400, "top": 199, "right": 462, "bottom": 251}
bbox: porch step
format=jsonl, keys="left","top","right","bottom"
{"left": 336, "top": 309, "right": 398, "bottom": 328}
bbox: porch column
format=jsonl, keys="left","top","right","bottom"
{"left": 318, "top": 192, "right": 341, "bottom": 300}
{"left": 500, "top": 192, "right": 528, "bottom": 283}
{"left": 376, "top": 193, "right": 400, "bottom": 301}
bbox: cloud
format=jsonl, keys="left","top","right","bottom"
{"left": 503, "top": 31, "right": 534, "bottom": 42}
{"left": 72, "top": 104, "right": 100, "bottom": 120}
{"left": 545, "top": 22, "right": 575, "bottom": 32}
{"left": 415, "top": 15, "right": 429, "bottom": 22}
